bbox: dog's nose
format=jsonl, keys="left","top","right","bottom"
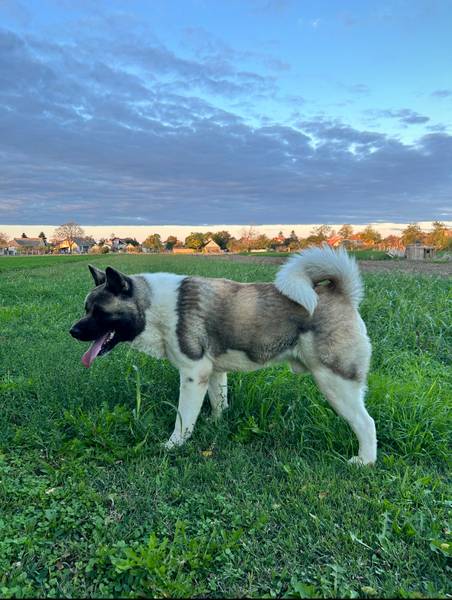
{"left": 70, "top": 324, "right": 81, "bottom": 338}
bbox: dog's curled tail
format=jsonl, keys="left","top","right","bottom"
{"left": 274, "top": 244, "right": 363, "bottom": 315}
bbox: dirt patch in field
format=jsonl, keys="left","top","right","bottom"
{"left": 206, "top": 254, "right": 452, "bottom": 276}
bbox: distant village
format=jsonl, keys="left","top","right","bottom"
{"left": 1, "top": 221, "right": 451, "bottom": 258}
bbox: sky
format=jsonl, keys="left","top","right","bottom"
{"left": 0, "top": 0, "right": 451, "bottom": 226}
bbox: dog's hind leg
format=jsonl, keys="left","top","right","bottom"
{"left": 311, "top": 366, "right": 377, "bottom": 465}
{"left": 164, "top": 360, "right": 213, "bottom": 449}
{"left": 208, "top": 372, "right": 228, "bottom": 420}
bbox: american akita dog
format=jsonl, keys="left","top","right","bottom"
{"left": 70, "top": 246, "right": 377, "bottom": 464}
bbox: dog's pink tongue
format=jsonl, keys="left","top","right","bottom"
{"left": 81, "top": 332, "right": 109, "bottom": 368}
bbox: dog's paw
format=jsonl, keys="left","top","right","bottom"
{"left": 163, "top": 435, "right": 185, "bottom": 450}
{"left": 209, "top": 409, "right": 225, "bottom": 422}
{"left": 348, "top": 456, "right": 376, "bottom": 467}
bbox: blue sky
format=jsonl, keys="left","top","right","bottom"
{"left": 0, "top": 0, "right": 451, "bottom": 225}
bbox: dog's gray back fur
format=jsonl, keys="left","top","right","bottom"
{"left": 176, "top": 277, "right": 314, "bottom": 364}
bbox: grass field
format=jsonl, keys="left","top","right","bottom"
{"left": 240, "top": 249, "right": 391, "bottom": 260}
{"left": 0, "top": 255, "right": 450, "bottom": 598}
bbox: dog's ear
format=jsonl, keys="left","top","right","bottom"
{"left": 88, "top": 264, "right": 106, "bottom": 286}
{"left": 105, "top": 266, "right": 131, "bottom": 295}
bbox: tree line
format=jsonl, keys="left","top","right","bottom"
{"left": 141, "top": 222, "right": 451, "bottom": 252}
{"left": 1, "top": 221, "right": 451, "bottom": 253}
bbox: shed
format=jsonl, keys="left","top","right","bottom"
{"left": 406, "top": 243, "right": 436, "bottom": 260}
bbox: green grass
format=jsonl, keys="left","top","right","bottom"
{"left": 0, "top": 254, "right": 93, "bottom": 272}
{"left": 238, "top": 249, "right": 391, "bottom": 260}
{"left": 0, "top": 255, "right": 450, "bottom": 598}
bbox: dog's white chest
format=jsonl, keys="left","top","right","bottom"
{"left": 131, "top": 323, "right": 167, "bottom": 359}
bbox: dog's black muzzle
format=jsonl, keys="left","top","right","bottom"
{"left": 69, "top": 323, "right": 82, "bottom": 339}
{"left": 69, "top": 318, "right": 102, "bottom": 342}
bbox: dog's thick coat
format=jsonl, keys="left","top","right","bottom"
{"left": 70, "top": 247, "right": 376, "bottom": 464}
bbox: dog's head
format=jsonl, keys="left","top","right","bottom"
{"left": 70, "top": 265, "right": 146, "bottom": 368}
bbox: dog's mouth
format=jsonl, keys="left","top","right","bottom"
{"left": 81, "top": 330, "right": 118, "bottom": 368}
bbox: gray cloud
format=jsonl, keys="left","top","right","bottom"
{"left": 342, "top": 83, "right": 371, "bottom": 95}
{"left": 390, "top": 109, "right": 430, "bottom": 125}
{"left": 182, "top": 26, "right": 290, "bottom": 73}
{"left": 367, "top": 108, "right": 430, "bottom": 126}
{"left": 0, "top": 27, "right": 450, "bottom": 225}
{"left": 431, "top": 89, "right": 452, "bottom": 98}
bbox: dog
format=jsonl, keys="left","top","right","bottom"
{"left": 70, "top": 245, "right": 376, "bottom": 464}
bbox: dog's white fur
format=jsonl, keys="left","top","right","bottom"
{"left": 130, "top": 250, "right": 377, "bottom": 465}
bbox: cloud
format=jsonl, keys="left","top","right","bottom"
{"left": 392, "top": 109, "right": 430, "bottom": 125}
{"left": 340, "top": 83, "right": 370, "bottom": 95}
{"left": 431, "top": 89, "right": 452, "bottom": 98}
{"left": 368, "top": 108, "right": 430, "bottom": 126}
{"left": 182, "top": 25, "right": 290, "bottom": 77}
{"left": 0, "top": 27, "right": 451, "bottom": 225}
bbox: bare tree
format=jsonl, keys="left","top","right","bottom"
{"left": 310, "top": 224, "right": 332, "bottom": 242}
{"left": 0, "top": 232, "right": 8, "bottom": 247}
{"left": 240, "top": 226, "right": 258, "bottom": 252}
{"left": 53, "top": 222, "right": 85, "bottom": 254}
{"left": 338, "top": 224, "right": 353, "bottom": 239}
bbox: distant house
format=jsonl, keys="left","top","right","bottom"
{"left": 340, "top": 236, "right": 365, "bottom": 250}
{"left": 108, "top": 237, "right": 128, "bottom": 252}
{"left": 326, "top": 235, "right": 343, "bottom": 248}
{"left": 55, "top": 239, "right": 74, "bottom": 254}
{"left": 8, "top": 237, "right": 46, "bottom": 255}
{"left": 125, "top": 243, "right": 141, "bottom": 253}
{"left": 270, "top": 233, "right": 288, "bottom": 251}
{"left": 0, "top": 239, "right": 9, "bottom": 255}
{"left": 202, "top": 238, "right": 222, "bottom": 254}
{"left": 56, "top": 238, "right": 95, "bottom": 254}
{"left": 76, "top": 238, "right": 95, "bottom": 253}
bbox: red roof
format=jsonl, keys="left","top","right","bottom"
{"left": 327, "top": 235, "right": 342, "bottom": 246}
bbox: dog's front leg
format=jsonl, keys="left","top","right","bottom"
{"left": 208, "top": 371, "right": 228, "bottom": 420}
{"left": 164, "top": 363, "right": 212, "bottom": 449}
